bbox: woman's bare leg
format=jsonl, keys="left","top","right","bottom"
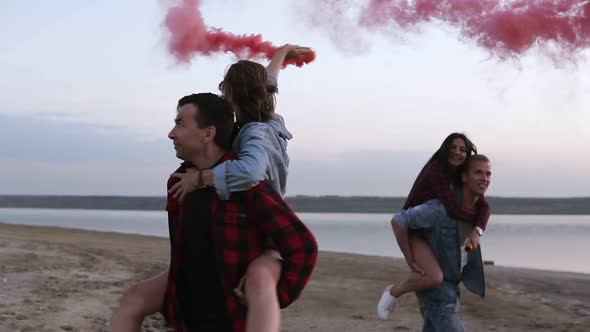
{"left": 389, "top": 237, "right": 443, "bottom": 298}
{"left": 242, "top": 251, "right": 282, "bottom": 332}
{"left": 110, "top": 271, "right": 168, "bottom": 332}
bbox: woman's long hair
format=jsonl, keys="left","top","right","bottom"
{"left": 427, "top": 133, "right": 477, "bottom": 174}
{"left": 218, "top": 60, "right": 278, "bottom": 126}
{"left": 412, "top": 132, "right": 478, "bottom": 188}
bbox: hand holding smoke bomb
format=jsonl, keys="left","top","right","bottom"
{"left": 287, "top": 47, "right": 314, "bottom": 57}
{"left": 284, "top": 46, "right": 316, "bottom": 66}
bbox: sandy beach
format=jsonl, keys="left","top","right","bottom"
{"left": 0, "top": 222, "right": 588, "bottom": 332}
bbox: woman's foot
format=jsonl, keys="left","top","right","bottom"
{"left": 377, "top": 285, "right": 399, "bottom": 320}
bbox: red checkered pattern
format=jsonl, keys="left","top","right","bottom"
{"left": 162, "top": 152, "right": 318, "bottom": 332}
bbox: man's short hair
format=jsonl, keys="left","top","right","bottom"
{"left": 177, "top": 93, "right": 235, "bottom": 150}
{"left": 464, "top": 154, "right": 490, "bottom": 172}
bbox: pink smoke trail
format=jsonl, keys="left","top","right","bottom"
{"left": 163, "top": 0, "right": 315, "bottom": 67}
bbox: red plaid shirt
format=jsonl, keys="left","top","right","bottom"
{"left": 162, "top": 152, "right": 318, "bottom": 332}
{"left": 404, "top": 159, "right": 491, "bottom": 230}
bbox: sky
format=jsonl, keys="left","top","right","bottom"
{"left": 1, "top": 0, "right": 589, "bottom": 197}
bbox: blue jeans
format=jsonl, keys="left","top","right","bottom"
{"left": 417, "top": 284, "right": 465, "bottom": 332}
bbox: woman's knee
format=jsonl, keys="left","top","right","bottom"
{"left": 245, "top": 259, "right": 281, "bottom": 291}
{"left": 423, "top": 270, "right": 444, "bottom": 289}
{"left": 119, "top": 283, "right": 145, "bottom": 309}
{"left": 118, "top": 282, "right": 159, "bottom": 318}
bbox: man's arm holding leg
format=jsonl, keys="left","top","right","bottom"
{"left": 391, "top": 218, "right": 424, "bottom": 275}
{"left": 391, "top": 200, "right": 442, "bottom": 274}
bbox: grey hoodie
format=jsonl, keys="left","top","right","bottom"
{"left": 212, "top": 72, "right": 292, "bottom": 199}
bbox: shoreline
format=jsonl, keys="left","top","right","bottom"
{"left": 1, "top": 223, "right": 589, "bottom": 331}
{"left": 2, "top": 195, "right": 590, "bottom": 214}
{"left": 0, "top": 220, "right": 589, "bottom": 276}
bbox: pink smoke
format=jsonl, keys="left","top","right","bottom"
{"left": 163, "top": 0, "right": 315, "bottom": 67}
{"left": 313, "top": 0, "right": 590, "bottom": 59}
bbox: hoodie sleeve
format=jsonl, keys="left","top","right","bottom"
{"left": 267, "top": 71, "right": 278, "bottom": 86}
{"left": 212, "top": 124, "right": 272, "bottom": 200}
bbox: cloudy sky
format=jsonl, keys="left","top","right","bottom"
{"left": 1, "top": 0, "right": 589, "bottom": 197}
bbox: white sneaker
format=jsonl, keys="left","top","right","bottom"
{"left": 377, "top": 286, "right": 398, "bottom": 320}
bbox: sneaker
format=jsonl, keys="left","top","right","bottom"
{"left": 377, "top": 285, "right": 398, "bottom": 320}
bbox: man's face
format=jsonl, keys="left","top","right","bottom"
{"left": 462, "top": 160, "right": 492, "bottom": 196}
{"left": 167, "top": 104, "right": 208, "bottom": 161}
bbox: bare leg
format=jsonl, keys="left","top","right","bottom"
{"left": 110, "top": 271, "right": 169, "bottom": 332}
{"left": 390, "top": 237, "right": 443, "bottom": 298}
{"left": 242, "top": 251, "right": 282, "bottom": 332}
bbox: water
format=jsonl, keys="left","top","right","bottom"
{"left": 1, "top": 208, "right": 589, "bottom": 274}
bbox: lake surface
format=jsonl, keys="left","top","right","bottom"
{"left": 1, "top": 208, "right": 589, "bottom": 274}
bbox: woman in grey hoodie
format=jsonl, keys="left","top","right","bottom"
{"left": 170, "top": 46, "right": 295, "bottom": 202}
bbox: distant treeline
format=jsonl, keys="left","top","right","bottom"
{"left": 1, "top": 195, "right": 589, "bottom": 215}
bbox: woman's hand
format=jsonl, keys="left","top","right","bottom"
{"left": 283, "top": 44, "right": 304, "bottom": 59}
{"left": 466, "top": 228, "right": 481, "bottom": 251}
{"left": 168, "top": 168, "right": 200, "bottom": 203}
{"left": 267, "top": 44, "right": 300, "bottom": 74}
